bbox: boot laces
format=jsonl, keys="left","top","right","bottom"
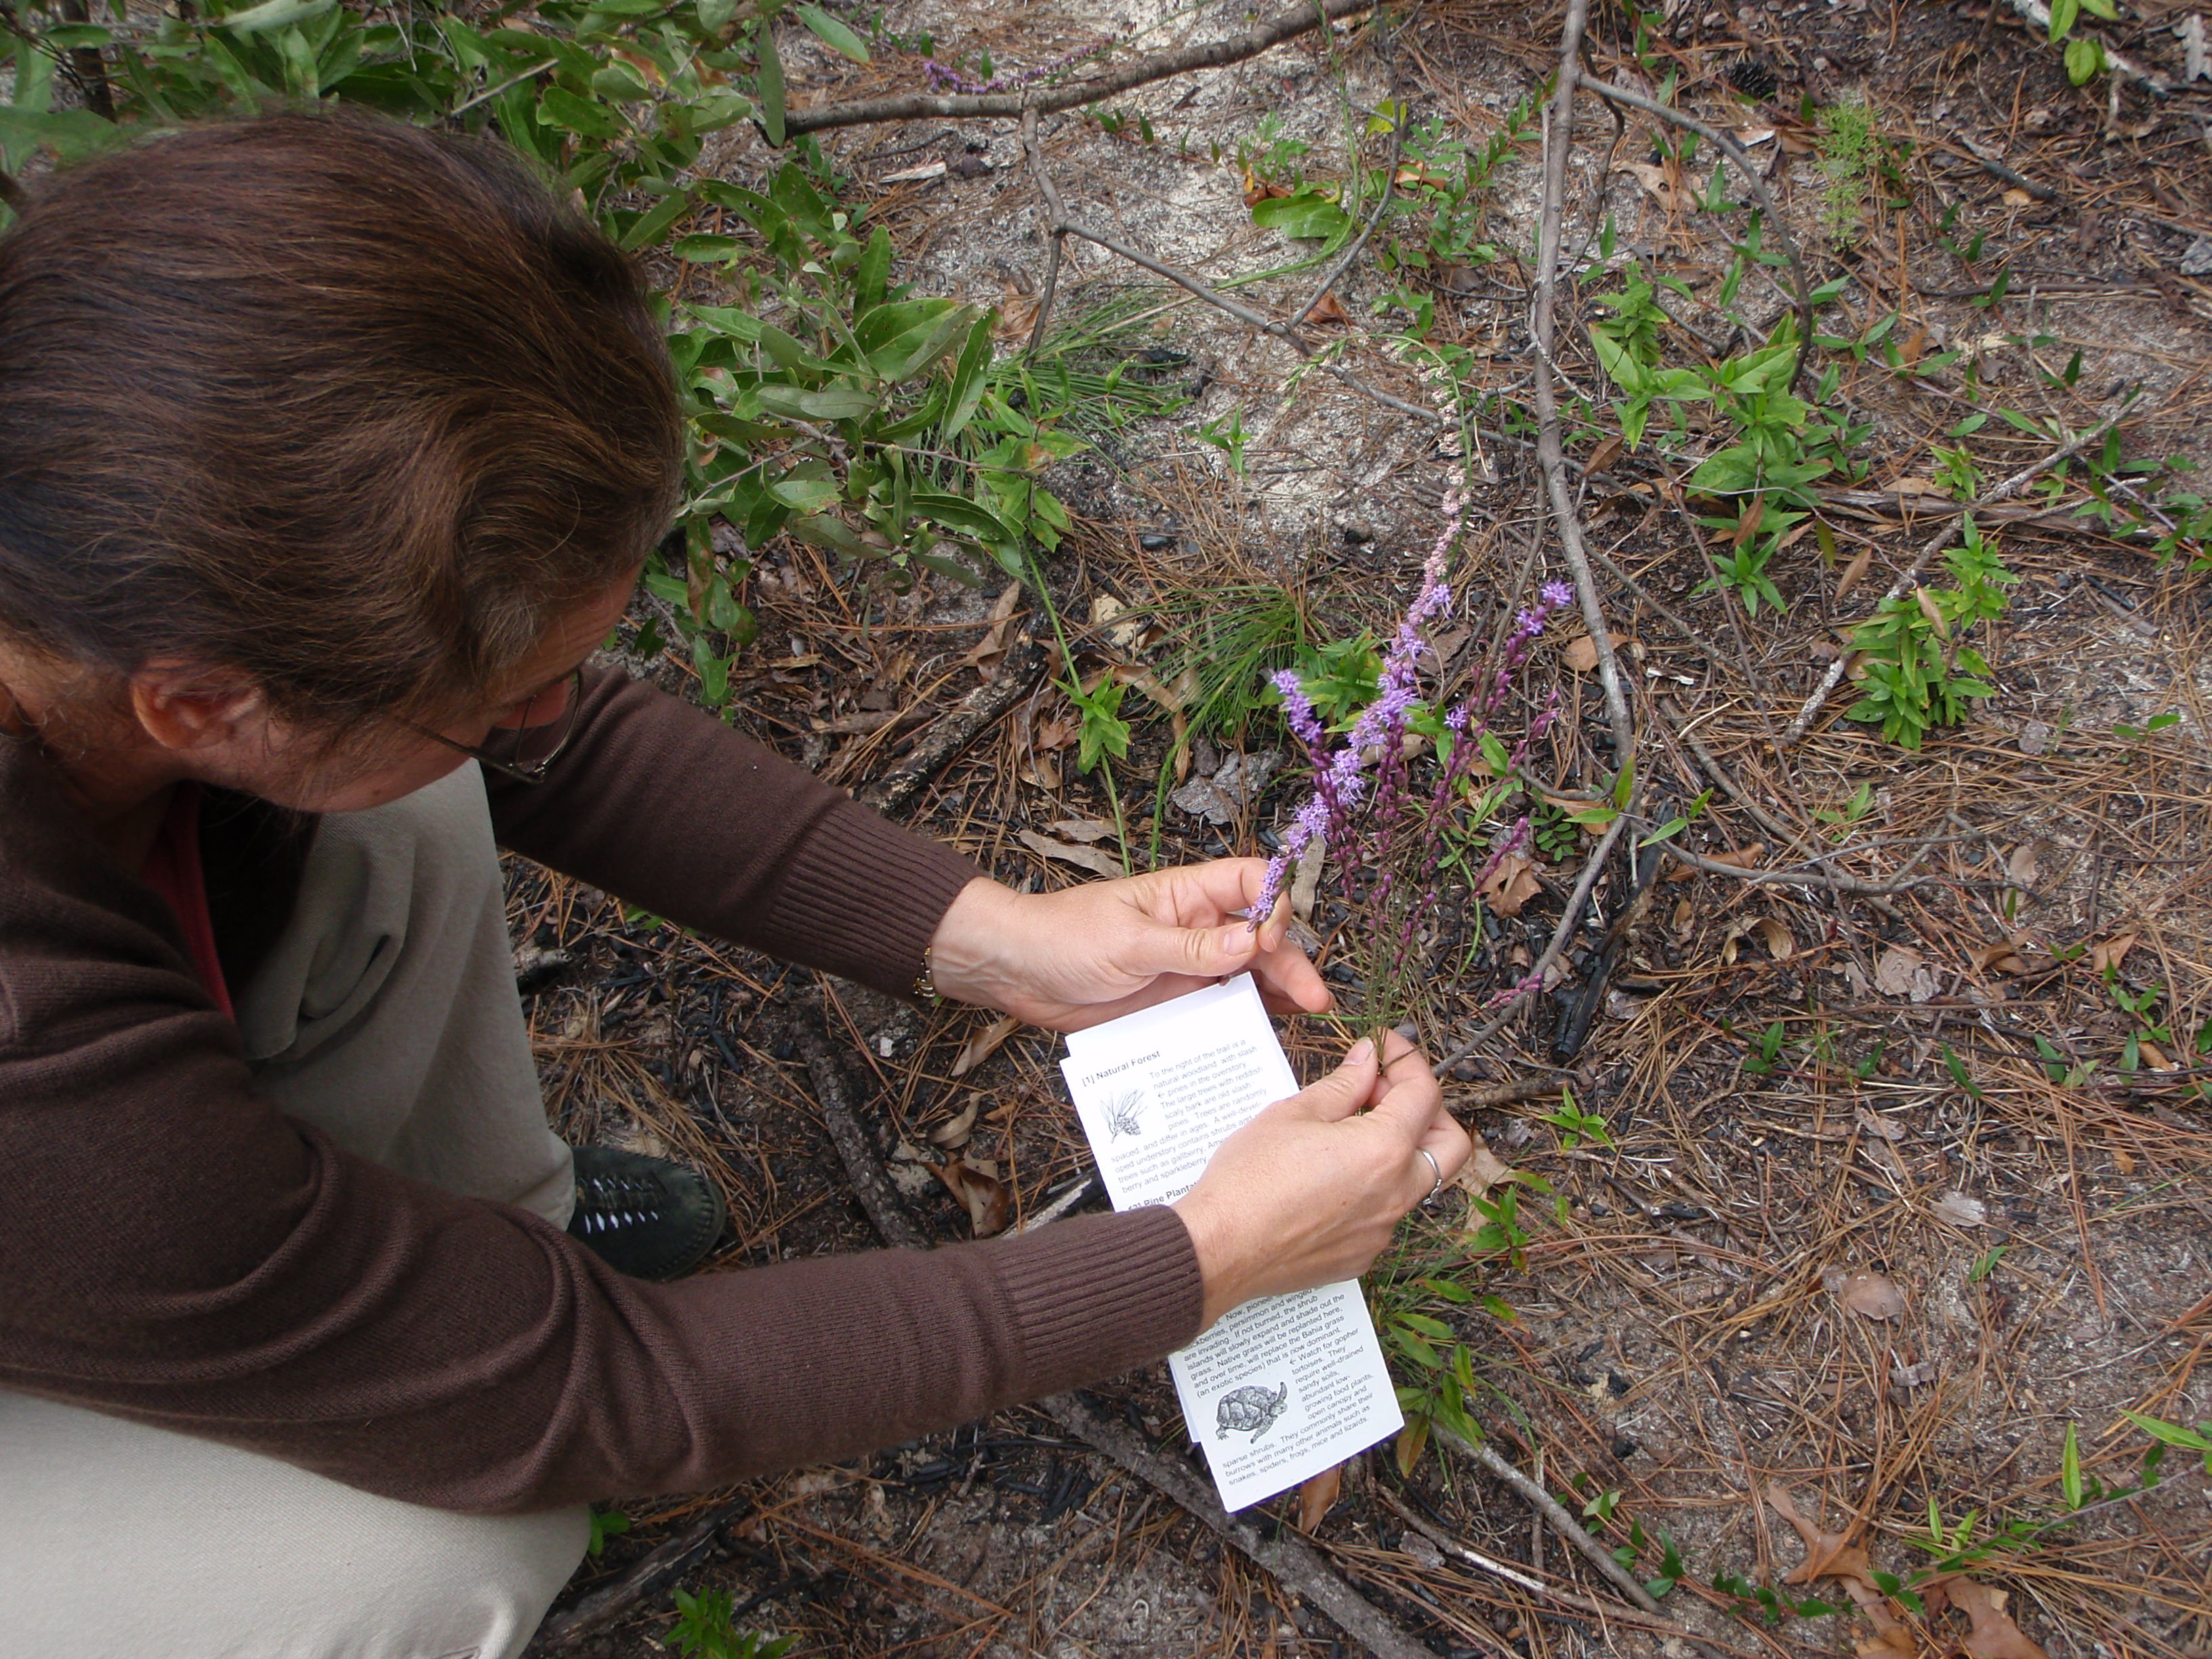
{"left": 572, "top": 1172, "right": 667, "bottom": 1236}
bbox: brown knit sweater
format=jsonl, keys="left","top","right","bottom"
{"left": 0, "top": 666, "right": 1202, "bottom": 1513}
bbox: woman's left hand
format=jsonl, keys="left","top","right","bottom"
{"left": 925, "top": 863, "right": 1333, "bottom": 1031}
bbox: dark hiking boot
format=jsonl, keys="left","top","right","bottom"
{"left": 565, "top": 1145, "right": 727, "bottom": 1281}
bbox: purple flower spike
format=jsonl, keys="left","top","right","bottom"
{"left": 1540, "top": 579, "right": 1575, "bottom": 609}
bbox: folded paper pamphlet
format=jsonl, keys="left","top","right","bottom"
{"left": 1060, "top": 974, "right": 1401, "bottom": 1512}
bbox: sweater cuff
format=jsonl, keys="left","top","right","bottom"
{"left": 754, "top": 798, "right": 981, "bottom": 998}
{"left": 991, "top": 1206, "right": 1204, "bottom": 1393}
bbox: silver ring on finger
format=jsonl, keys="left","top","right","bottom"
{"left": 1415, "top": 1146, "right": 1444, "bottom": 1206}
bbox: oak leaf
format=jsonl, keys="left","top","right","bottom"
{"left": 1479, "top": 853, "right": 1543, "bottom": 917}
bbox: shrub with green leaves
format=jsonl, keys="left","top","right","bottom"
{"left": 1844, "top": 516, "right": 2015, "bottom": 750}
{"left": 0, "top": 0, "right": 1134, "bottom": 709}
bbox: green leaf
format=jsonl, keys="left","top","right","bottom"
{"left": 1686, "top": 444, "right": 1765, "bottom": 494}
{"left": 754, "top": 383, "right": 879, "bottom": 422}
{"left": 2120, "top": 1409, "right": 2212, "bottom": 1453}
{"left": 1251, "top": 188, "right": 1353, "bottom": 241}
{"left": 672, "top": 233, "right": 743, "bottom": 263}
{"left": 216, "top": 0, "right": 336, "bottom": 35}
{"left": 590, "top": 61, "right": 651, "bottom": 100}
{"left": 910, "top": 490, "right": 1017, "bottom": 544}
{"left": 2062, "top": 1422, "right": 2084, "bottom": 1511}
{"left": 617, "top": 188, "right": 695, "bottom": 252}
{"left": 853, "top": 224, "right": 892, "bottom": 311}
{"left": 786, "top": 512, "right": 878, "bottom": 557}
{"left": 538, "top": 85, "right": 626, "bottom": 139}
{"left": 2048, "top": 0, "right": 2079, "bottom": 40}
{"left": 2064, "top": 34, "right": 2104, "bottom": 83}
{"left": 853, "top": 298, "right": 977, "bottom": 384}
{"left": 767, "top": 476, "right": 841, "bottom": 513}
{"left": 794, "top": 3, "right": 870, "bottom": 63}
{"left": 939, "top": 314, "right": 994, "bottom": 440}
{"left": 755, "top": 24, "right": 785, "bottom": 146}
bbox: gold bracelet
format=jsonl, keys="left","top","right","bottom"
{"left": 912, "top": 943, "right": 939, "bottom": 1004}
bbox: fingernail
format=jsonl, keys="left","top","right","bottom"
{"left": 1347, "top": 1037, "right": 1374, "bottom": 1065}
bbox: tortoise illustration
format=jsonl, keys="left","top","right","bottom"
{"left": 1214, "top": 1381, "right": 1290, "bottom": 1441}
{"left": 1105, "top": 1088, "right": 1145, "bottom": 1141}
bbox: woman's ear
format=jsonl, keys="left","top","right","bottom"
{"left": 127, "top": 665, "right": 267, "bottom": 754}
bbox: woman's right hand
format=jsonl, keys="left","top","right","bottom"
{"left": 1170, "top": 1031, "right": 1469, "bottom": 1328}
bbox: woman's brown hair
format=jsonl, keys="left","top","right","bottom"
{"left": 0, "top": 109, "right": 681, "bottom": 731}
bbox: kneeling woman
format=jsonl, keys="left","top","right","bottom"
{"left": 0, "top": 111, "right": 1467, "bottom": 1659}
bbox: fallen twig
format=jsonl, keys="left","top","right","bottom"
{"left": 1530, "top": 0, "right": 1635, "bottom": 766}
{"left": 1375, "top": 1488, "right": 1751, "bottom": 1654}
{"left": 1038, "top": 1393, "right": 1439, "bottom": 1659}
{"left": 1780, "top": 414, "right": 2128, "bottom": 746}
{"left": 1656, "top": 840, "right": 1933, "bottom": 897}
{"left": 529, "top": 1497, "right": 752, "bottom": 1650}
{"left": 794, "top": 1018, "right": 930, "bottom": 1250}
{"left": 1431, "top": 1425, "right": 1681, "bottom": 1621}
{"left": 857, "top": 623, "right": 1047, "bottom": 817}
{"left": 785, "top": 0, "right": 1374, "bottom": 137}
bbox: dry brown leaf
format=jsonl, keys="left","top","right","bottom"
{"left": 1047, "top": 817, "right": 1118, "bottom": 844}
{"left": 1825, "top": 1267, "right": 1908, "bottom": 1322}
{"left": 1017, "top": 829, "right": 1125, "bottom": 880}
{"left": 1948, "top": 1578, "right": 2050, "bottom": 1659}
{"left": 1834, "top": 545, "right": 1875, "bottom": 601}
{"left": 1731, "top": 494, "right": 1767, "bottom": 549}
{"left": 1970, "top": 939, "right": 2030, "bottom": 976}
{"left": 1765, "top": 1483, "right": 1870, "bottom": 1585}
{"left": 1704, "top": 842, "right": 1768, "bottom": 869}
{"left": 2090, "top": 933, "right": 2137, "bottom": 975}
{"left": 1914, "top": 585, "right": 1952, "bottom": 640}
{"left": 1856, "top": 1108, "right": 1907, "bottom": 1141}
{"left": 1622, "top": 160, "right": 1683, "bottom": 210}
{"left": 1931, "top": 1191, "right": 1987, "bottom": 1227}
{"left": 1873, "top": 944, "right": 1927, "bottom": 998}
{"left": 962, "top": 581, "right": 1026, "bottom": 678}
{"left": 2004, "top": 842, "right": 2039, "bottom": 890}
{"left": 1296, "top": 1462, "right": 1343, "bottom": 1532}
{"left": 1479, "top": 853, "right": 1543, "bottom": 917}
{"left": 1586, "top": 433, "right": 1624, "bottom": 475}
{"left": 1888, "top": 474, "right": 1938, "bottom": 496}
{"left": 1671, "top": 897, "right": 1696, "bottom": 937}
{"left": 927, "top": 1096, "right": 981, "bottom": 1147}
{"left": 2001, "top": 186, "right": 2035, "bottom": 207}
{"left": 1455, "top": 1144, "right": 1515, "bottom": 1198}
{"left": 933, "top": 1155, "right": 1010, "bottom": 1237}
{"left": 1563, "top": 634, "right": 1599, "bottom": 672}
{"left": 1719, "top": 914, "right": 1789, "bottom": 966}
{"left": 949, "top": 1014, "right": 1021, "bottom": 1080}
{"left": 2137, "top": 1039, "right": 2176, "bottom": 1071}
{"left": 1306, "top": 291, "right": 1352, "bottom": 326}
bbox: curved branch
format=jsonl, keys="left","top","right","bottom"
{"left": 1530, "top": 0, "right": 1636, "bottom": 764}
{"left": 784, "top": 0, "right": 1374, "bottom": 138}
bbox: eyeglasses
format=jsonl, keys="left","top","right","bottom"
{"left": 403, "top": 664, "right": 585, "bottom": 785}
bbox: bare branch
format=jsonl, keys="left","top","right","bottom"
{"left": 785, "top": 0, "right": 1375, "bottom": 138}
{"left": 1529, "top": 0, "right": 1635, "bottom": 765}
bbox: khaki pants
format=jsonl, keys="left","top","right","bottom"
{"left": 0, "top": 764, "right": 592, "bottom": 1659}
